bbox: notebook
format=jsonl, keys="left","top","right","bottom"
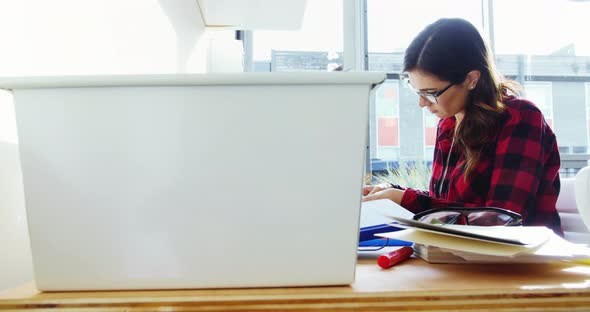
{"left": 1, "top": 72, "right": 385, "bottom": 291}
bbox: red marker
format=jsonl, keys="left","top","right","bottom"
{"left": 377, "top": 246, "right": 414, "bottom": 269}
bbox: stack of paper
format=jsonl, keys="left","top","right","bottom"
{"left": 376, "top": 216, "right": 590, "bottom": 263}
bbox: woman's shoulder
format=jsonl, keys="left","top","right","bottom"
{"left": 502, "top": 96, "right": 545, "bottom": 127}
{"left": 497, "top": 96, "right": 557, "bottom": 142}
{"left": 503, "top": 95, "right": 543, "bottom": 116}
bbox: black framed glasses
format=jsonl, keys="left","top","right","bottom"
{"left": 402, "top": 76, "right": 454, "bottom": 104}
{"left": 413, "top": 207, "right": 523, "bottom": 226}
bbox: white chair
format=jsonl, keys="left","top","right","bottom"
{"left": 557, "top": 167, "right": 590, "bottom": 244}
{"left": 573, "top": 166, "right": 590, "bottom": 241}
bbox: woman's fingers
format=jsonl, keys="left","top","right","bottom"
{"left": 362, "top": 185, "right": 375, "bottom": 196}
{"left": 362, "top": 193, "right": 377, "bottom": 202}
{"left": 367, "top": 187, "right": 379, "bottom": 195}
{"left": 363, "top": 188, "right": 403, "bottom": 204}
{"left": 367, "top": 183, "right": 390, "bottom": 195}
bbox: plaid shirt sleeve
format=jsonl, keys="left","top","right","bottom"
{"left": 399, "top": 99, "right": 562, "bottom": 234}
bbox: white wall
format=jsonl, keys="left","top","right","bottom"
{"left": 0, "top": 0, "right": 211, "bottom": 75}
{"left": 0, "top": 0, "right": 243, "bottom": 291}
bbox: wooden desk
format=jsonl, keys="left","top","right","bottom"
{"left": 2, "top": 258, "right": 590, "bottom": 311}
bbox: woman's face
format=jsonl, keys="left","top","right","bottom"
{"left": 406, "top": 69, "right": 471, "bottom": 120}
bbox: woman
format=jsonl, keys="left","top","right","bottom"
{"left": 363, "top": 18, "right": 562, "bottom": 235}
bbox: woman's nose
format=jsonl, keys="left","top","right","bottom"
{"left": 418, "top": 96, "right": 431, "bottom": 108}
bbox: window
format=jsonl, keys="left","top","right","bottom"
{"left": 494, "top": 0, "right": 590, "bottom": 170}
{"left": 367, "top": 0, "right": 483, "bottom": 58}
{"left": 252, "top": 0, "right": 343, "bottom": 72}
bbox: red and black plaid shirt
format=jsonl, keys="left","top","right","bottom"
{"left": 398, "top": 96, "right": 562, "bottom": 235}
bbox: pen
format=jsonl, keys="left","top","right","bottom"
{"left": 377, "top": 246, "right": 414, "bottom": 269}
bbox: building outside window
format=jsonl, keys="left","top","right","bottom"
{"left": 423, "top": 112, "right": 439, "bottom": 161}
{"left": 375, "top": 80, "right": 400, "bottom": 159}
{"left": 524, "top": 82, "right": 554, "bottom": 128}
{"left": 586, "top": 83, "right": 590, "bottom": 147}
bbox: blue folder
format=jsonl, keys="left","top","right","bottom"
{"left": 358, "top": 223, "right": 411, "bottom": 247}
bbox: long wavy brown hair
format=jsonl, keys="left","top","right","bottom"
{"left": 403, "top": 18, "right": 520, "bottom": 179}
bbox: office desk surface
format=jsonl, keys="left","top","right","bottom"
{"left": 1, "top": 258, "right": 590, "bottom": 311}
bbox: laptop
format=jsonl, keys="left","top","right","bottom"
{"left": 0, "top": 72, "right": 385, "bottom": 291}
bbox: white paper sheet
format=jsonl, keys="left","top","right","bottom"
{"left": 359, "top": 199, "right": 413, "bottom": 228}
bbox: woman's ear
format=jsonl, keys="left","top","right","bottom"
{"left": 465, "top": 70, "right": 481, "bottom": 90}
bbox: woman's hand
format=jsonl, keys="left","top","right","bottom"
{"left": 362, "top": 183, "right": 392, "bottom": 196}
{"left": 362, "top": 188, "right": 405, "bottom": 205}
